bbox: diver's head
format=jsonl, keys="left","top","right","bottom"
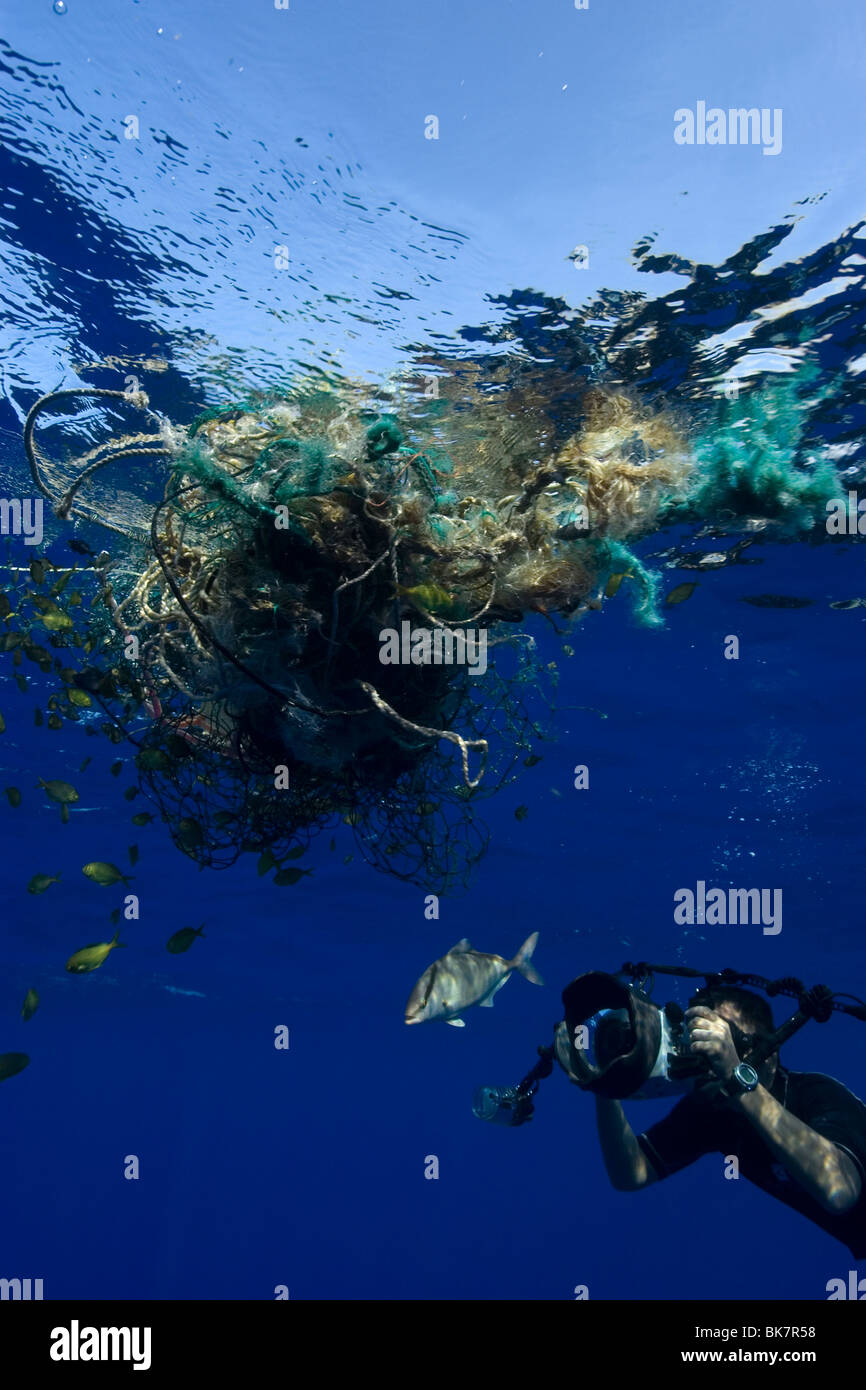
{"left": 688, "top": 985, "right": 778, "bottom": 1087}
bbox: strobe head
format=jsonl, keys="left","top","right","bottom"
{"left": 472, "top": 1085, "right": 536, "bottom": 1127}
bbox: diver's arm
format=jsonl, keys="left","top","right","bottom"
{"left": 594, "top": 1096, "right": 658, "bottom": 1191}
{"left": 686, "top": 1005, "right": 862, "bottom": 1214}
{"left": 729, "top": 1087, "right": 861, "bottom": 1214}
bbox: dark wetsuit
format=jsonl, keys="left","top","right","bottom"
{"left": 637, "top": 1068, "right": 866, "bottom": 1256}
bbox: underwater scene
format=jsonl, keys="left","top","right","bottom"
{"left": 1, "top": 0, "right": 865, "bottom": 1321}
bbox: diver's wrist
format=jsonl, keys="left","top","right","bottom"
{"left": 719, "top": 1061, "right": 760, "bottom": 1101}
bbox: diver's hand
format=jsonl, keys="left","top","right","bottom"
{"left": 684, "top": 1006, "right": 740, "bottom": 1082}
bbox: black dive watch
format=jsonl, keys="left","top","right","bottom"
{"left": 721, "top": 1061, "right": 759, "bottom": 1099}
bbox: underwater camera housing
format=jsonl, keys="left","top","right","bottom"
{"left": 473, "top": 961, "right": 866, "bottom": 1124}
{"left": 555, "top": 970, "right": 754, "bottom": 1100}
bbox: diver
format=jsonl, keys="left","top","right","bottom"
{"left": 475, "top": 965, "right": 866, "bottom": 1257}
{"left": 583, "top": 983, "right": 866, "bottom": 1257}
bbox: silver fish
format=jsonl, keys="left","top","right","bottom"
{"left": 405, "top": 933, "right": 543, "bottom": 1027}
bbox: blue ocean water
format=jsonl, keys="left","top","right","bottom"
{"left": 0, "top": 0, "right": 864, "bottom": 1303}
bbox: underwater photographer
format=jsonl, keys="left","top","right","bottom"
{"left": 476, "top": 965, "right": 866, "bottom": 1258}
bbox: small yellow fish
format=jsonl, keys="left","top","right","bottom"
{"left": 176, "top": 818, "right": 204, "bottom": 852}
{"left": 398, "top": 583, "right": 459, "bottom": 614}
{"left": 514, "top": 804, "right": 529, "bottom": 821}
{"left": 135, "top": 748, "right": 171, "bottom": 772}
{"left": 0, "top": 1052, "right": 29, "bottom": 1082}
{"left": 51, "top": 568, "right": 75, "bottom": 598}
{"left": 30, "top": 594, "right": 57, "bottom": 613}
{"left": 166, "top": 924, "right": 205, "bottom": 954}
{"left": 21, "top": 988, "right": 39, "bottom": 1021}
{"left": 82, "top": 861, "right": 133, "bottom": 887}
{"left": 39, "top": 607, "right": 74, "bottom": 632}
{"left": 604, "top": 571, "right": 632, "bottom": 599}
{"left": 66, "top": 929, "right": 126, "bottom": 974}
{"left": 28, "top": 872, "right": 61, "bottom": 895}
{"left": 24, "top": 641, "right": 52, "bottom": 667}
{"left": 37, "top": 778, "right": 79, "bottom": 804}
{"left": 666, "top": 582, "right": 697, "bottom": 606}
{"left": 6, "top": 787, "right": 22, "bottom": 807}
{"left": 273, "top": 867, "right": 312, "bottom": 886}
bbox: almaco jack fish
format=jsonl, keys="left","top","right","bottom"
{"left": 405, "top": 933, "right": 543, "bottom": 1027}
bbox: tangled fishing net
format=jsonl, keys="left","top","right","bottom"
{"left": 11, "top": 367, "right": 841, "bottom": 891}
